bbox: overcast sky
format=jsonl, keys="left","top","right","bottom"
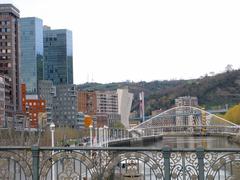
{"left": 2, "top": 0, "right": 240, "bottom": 84}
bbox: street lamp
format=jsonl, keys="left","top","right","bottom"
{"left": 89, "top": 125, "right": 93, "bottom": 147}
{"left": 104, "top": 125, "right": 108, "bottom": 147}
{"left": 50, "top": 122, "right": 55, "bottom": 147}
{"left": 50, "top": 122, "right": 55, "bottom": 180}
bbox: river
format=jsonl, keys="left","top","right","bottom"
{"left": 144, "top": 135, "right": 240, "bottom": 148}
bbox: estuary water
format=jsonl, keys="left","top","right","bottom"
{"left": 145, "top": 136, "right": 240, "bottom": 148}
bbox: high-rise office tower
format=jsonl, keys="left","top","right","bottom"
{"left": 0, "top": 4, "right": 21, "bottom": 123}
{"left": 43, "top": 29, "right": 73, "bottom": 85}
{"left": 19, "top": 17, "right": 44, "bottom": 94}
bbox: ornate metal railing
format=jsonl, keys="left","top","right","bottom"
{"left": 0, "top": 146, "right": 240, "bottom": 180}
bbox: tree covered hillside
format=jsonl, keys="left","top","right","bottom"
{"left": 78, "top": 69, "right": 240, "bottom": 115}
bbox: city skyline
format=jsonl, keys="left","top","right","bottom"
{"left": 2, "top": 0, "right": 240, "bottom": 84}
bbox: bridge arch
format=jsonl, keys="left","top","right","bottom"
{"left": 130, "top": 106, "right": 237, "bottom": 131}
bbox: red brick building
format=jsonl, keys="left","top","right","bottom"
{"left": 21, "top": 84, "right": 46, "bottom": 128}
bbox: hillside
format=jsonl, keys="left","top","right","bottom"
{"left": 78, "top": 69, "right": 240, "bottom": 115}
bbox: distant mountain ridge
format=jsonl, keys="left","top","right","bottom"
{"left": 78, "top": 69, "right": 240, "bottom": 115}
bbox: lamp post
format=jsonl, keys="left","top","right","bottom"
{"left": 89, "top": 125, "right": 93, "bottom": 147}
{"left": 103, "top": 125, "right": 108, "bottom": 147}
{"left": 95, "top": 127, "right": 98, "bottom": 146}
{"left": 106, "top": 126, "right": 108, "bottom": 147}
{"left": 50, "top": 122, "right": 55, "bottom": 180}
{"left": 99, "top": 127, "right": 103, "bottom": 146}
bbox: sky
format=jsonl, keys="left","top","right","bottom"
{"left": 2, "top": 0, "right": 240, "bottom": 84}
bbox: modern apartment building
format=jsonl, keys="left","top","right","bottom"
{"left": 19, "top": 17, "right": 44, "bottom": 94}
{"left": 0, "top": 4, "right": 21, "bottom": 120}
{"left": 43, "top": 29, "right": 73, "bottom": 85}
{"left": 52, "top": 84, "right": 78, "bottom": 126}
{"left": 38, "top": 80, "right": 56, "bottom": 122}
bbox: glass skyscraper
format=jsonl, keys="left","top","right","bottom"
{"left": 19, "top": 17, "right": 44, "bottom": 94}
{"left": 43, "top": 29, "right": 73, "bottom": 85}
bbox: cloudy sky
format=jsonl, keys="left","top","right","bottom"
{"left": 2, "top": 0, "right": 240, "bottom": 83}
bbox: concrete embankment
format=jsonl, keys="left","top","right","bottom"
{"left": 109, "top": 135, "right": 163, "bottom": 147}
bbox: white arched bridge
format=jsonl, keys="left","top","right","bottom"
{"left": 129, "top": 106, "right": 239, "bottom": 137}
{"left": 98, "top": 106, "right": 240, "bottom": 147}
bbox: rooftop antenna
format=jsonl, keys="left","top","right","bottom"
{"left": 87, "top": 74, "right": 89, "bottom": 83}
{"left": 91, "top": 73, "right": 94, "bottom": 82}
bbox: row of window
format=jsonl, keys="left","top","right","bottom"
{"left": 45, "top": 37, "right": 57, "bottom": 42}
{"left": 0, "top": 28, "right": 10, "bottom": 33}
{"left": 53, "top": 106, "right": 75, "bottom": 110}
{"left": 25, "top": 102, "right": 45, "bottom": 106}
{"left": 0, "top": 21, "right": 10, "bottom": 26}
{"left": 0, "top": 35, "right": 8, "bottom": 39}
{"left": 0, "top": 70, "right": 8, "bottom": 74}
{"left": 56, "top": 97, "right": 75, "bottom": 101}
{"left": 0, "top": 56, "right": 10, "bottom": 60}
{"left": 54, "top": 115, "right": 75, "bottom": 119}
{"left": 0, "top": 49, "right": 11, "bottom": 53}
{"left": 0, "top": 63, "right": 11, "bottom": 68}
{"left": 0, "top": 42, "right": 11, "bottom": 46}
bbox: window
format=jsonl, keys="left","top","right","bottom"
{"left": 1, "top": 49, "right": 6, "bottom": 53}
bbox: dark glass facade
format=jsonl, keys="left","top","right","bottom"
{"left": 43, "top": 29, "right": 73, "bottom": 85}
{"left": 20, "top": 17, "right": 44, "bottom": 94}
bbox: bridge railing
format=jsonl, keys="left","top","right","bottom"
{"left": 1, "top": 146, "right": 240, "bottom": 180}
{"left": 133, "top": 125, "right": 240, "bottom": 137}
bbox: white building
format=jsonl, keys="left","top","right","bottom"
{"left": 117, "top": 89, "right": 133, "bottom": 128}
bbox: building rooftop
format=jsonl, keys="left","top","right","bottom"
{"left": 0, "top": 4, "right": 20, "bottom": 17}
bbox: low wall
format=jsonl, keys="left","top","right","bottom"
{"left": 228, "top": 134, "right": 240, "bottom": 144}
{"left": 109, "top": 135, "right": 163, "bottom": 147}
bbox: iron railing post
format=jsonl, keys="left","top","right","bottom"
{"left": 32, "top": 146, "right": 40, "bottom": 180}
{"left": 196, "top": 147, "right": 205, "bottom": 180}
{"left": 163, "top": 146, "right": 171, "bottom": 180}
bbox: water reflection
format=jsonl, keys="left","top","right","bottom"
{"left": 145, "top": 136, "right": 240, "bottom": 148}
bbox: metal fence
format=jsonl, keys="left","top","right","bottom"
{"left": 0, "top": 146, "right": 240, "bottom": 180}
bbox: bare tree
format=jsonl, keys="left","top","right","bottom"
{"left": 225, "top": 64, "right": 233, "bottom": 72}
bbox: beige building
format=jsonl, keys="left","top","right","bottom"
{"left": 175, "top": 96, "right": 198, "bottom": 107}
{"left": 96, "top": 91, "right": 118, "bottom": 114}
{"left": 0, "top": 76, "right": 5, "bottom": 127}
{"left": 78, "top": 89, "right": 133, "bottom": 128}
{"left": 175, "top": 96, "right": 198, "bottom": 126}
